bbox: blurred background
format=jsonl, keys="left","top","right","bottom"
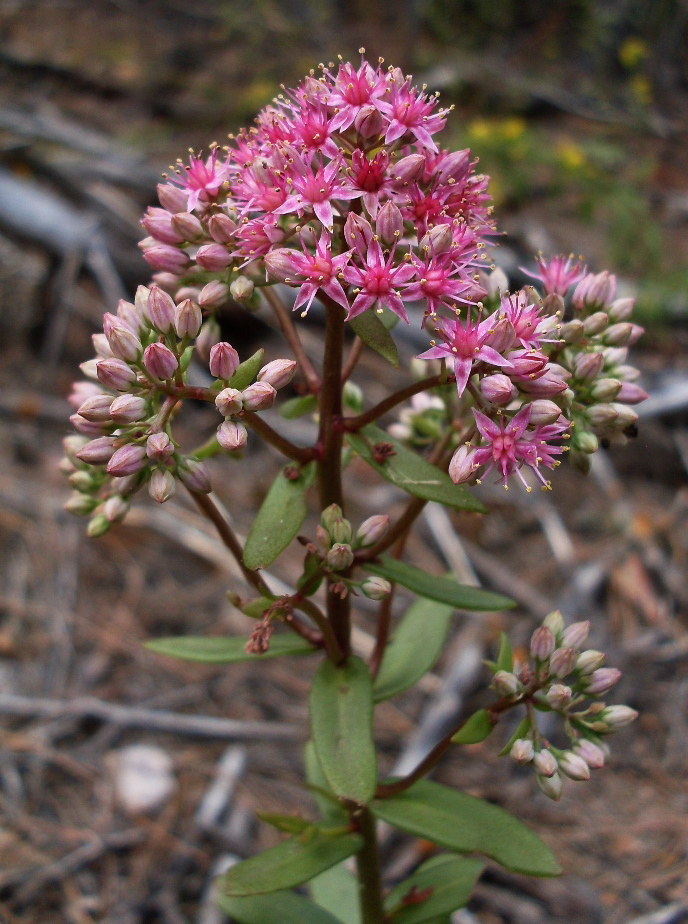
{"left": 0, "top": 2, "right": 687, "bottom": 922}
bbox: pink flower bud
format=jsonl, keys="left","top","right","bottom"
{"left": 574, "top": 351, "right": 604, "bottom": 383}
{"left": 375, "top": 201, "right": 404, "bottom": 244}
{"left": 63, "top": 434, "right": 89, "bottom": 460}
{"left": 141, "top": 241, "right": 190, "bottom": 273}
{"left": 419, "top": 223, "right": 454, "bottom": 255}
{"left": 217, "top": 420, "right": 248, "bottom": 451}
{"left": 560, "top": 319, "right": 585, "bottom": 344}
{"left": 143, "top": 342, "right": 179, "bottom": 380}
{"left": 586, "top": 404, "right": 619, "bottom": 428}
{"left": 68, "top": 381, "right": 103, "bottom": 410}
{"left": 170, "top": 211, "right": 204, "bottom": 241}
{"left": 257, "top": 359, "right": 297, "bottom": 389}
{"left": 355, "top": 515, "right": 389, "bottom": 548}
{"left": 147, "top": 285, "right": 176, "bottom": 333}
{"left": 195, "top": 319, "right": 221, "bottom": 360}
{"left": 610, "top": 403, "right": 639, "bottom": 428}
{"left": 480, "top": 374, "right": 516, "bottom": 406}
{"left": 149, "top": 469, "right": 176, "bottom": 503}
{"left": 493, "top": 670, "right": 521, "bottom": 697}
{"left": 326, "top": 543, "right": 354, "bottom": 571}
{"left": 70, "top": 413, "right": 110, "bottom": 435}
{"left": 209, "top": 342, "right": 240, "bottom": 381}
{"left": 561, "top": 620, "right": 589, "bottom": 649}
{"left": 573, "top": 739, "right": 605, "bottom": 769}
{"left": 178, "top": 458, "right": 212, "bottom": 493}
{"left": 230, "top": 276, "right": 255, "bottom": 302}
{"left": 582, "top": 667, "right": 621, "bottom": 694}
{"left": 616, "top": 382, "right": 648, "bottom": 405}
{"left": 103, "top": 494, "right": 130, "bottom": 523}
{"left": 537, "top": 771, "right": 563, "bottom": 801}
{"left": 545, "top": 683, "right": 572, "bottom": 709}
{"left": 543, "top": 609, "right": 565, "bottom": 636}
{"left": 354, "top": 104, "right": 384, "bottom": 137}
{"left": 65, "top": 493, "right": 99, "bottom": 516}
{"left": 157, "top": 183, "right": 189, "bottom": 213}
{"left": 449, "top": 444, "right": 478, "bottom": 484}
{"left": 77, "top": 394, "right": 114, "bottom": 422}
{"left": 549, "top": 647, "right": 577, "bottom": 678}
{"left": 627, "top": 323, "right": 644, "bottom": 345}
{"left": 196, "top": 242, "right": 233, "bottom": 271}
{"left": 517, "top": 371, "right": 569, "bottom": 398}
{"left": 390, "top": 153, "right": 426, "bottom": 185}
{"left": 146, "top": 432, "right": 174, "bottom": 461}
{"left": 75, "top": 436, "right": 117, "bottom": 465}
{"left": 96, "top": 359, "right": 138, "bottom": 391}
{"left": 361, "top": 576, "right": 392, "bottom": 600}
{"left": 106, "top": 443, "right": 147, "bottom": 477}
{"left": 434, "top": 148, "right": 471, "bottom": 182}
{"left": 573, "top": 271, "right": 615, "bottom": 309}
{"left": 103, "top": 313, "right": 142, "bottom": 362}
{"left": 582, "top": 311, "right": 609, "bottom": 335}
{"left": 608, "top": 297, "right": 634, "bottom": 321}
{"left": 215, "top": 387, "right": 243, "bottom": 416}
{"left": 576, "top": 649, "right": 605, "bottom": 674}
{"left": 506, "top": 350, "right": 548, "bottom": 378}
{"left": 604, "top": 322, "right": 634, "bottom": 346}
{"left": 242, "top": 382, "right": 276, "bottom": 411}
{"left": 112, "top": 472, "right": 145, "bottom": 497}
{"left": 199, "top": 281, "right": 230, "bottom": 309}
{"left": 558, "top": 750, "right": 590, "bottom": 781}
{"left": 116, "top": 299, "right": 144, "bottom": 333}
{"left": 142, "top": 207, "right": 185, "bottom": 244}
{"left": 599, "top": 705, "right": 638, "bottom": 731}
{"left": 344, "top": 213, "right": 373, "bottom": 252}
{"left": 533, "top": 749, "right": 558, "bottom": 777}
{"left": 264, "top": 248, "right": 297, "bottom": 283}
{"left": 92, "top": 333, "right": 114, "bottom": 358}
{"left": 174, "top": 298, "right": 202, "bottom": 339}
{"left": 530, "top": 626, "right": 556, "bottom": 660}
{"left": 590, "top": 378, "right": 622, "bottom": 401}
{"left": 527, "top": 400, "right": 563, "bottom": 426}
{"left": 152, "top": 272, "right": 182, "bottom": 291}
{"left": 208, "top": 213, "right": 237, "bottom": 243}
{"left": 510, "top": 739, "right": 534, "bottom": 764}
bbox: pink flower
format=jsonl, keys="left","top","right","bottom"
{"left": 349, "top": 150, "right": 391, "bottom": 217}
{"left": 524, "top": 254, "right": 587, "bottom": 296}
{"left": 498, "top": 291, "right": 561, "bottom": 350}
{"left": 404, "top": 252, "right": 479, "bottom": 319}
{"left": 342, "top": 239, "right": 415, "bottom": 322}
{"left": 274, "top": 155, "right": 360, "bottom": 229}
{"left": 417, "top": 313, "right": 513, "bottom": 396}
{"left": 377, "top": 76, "right": 449, "bottom": 151}
{"left": 326, "top": 60, "right": 387, "bottom": 132}
{"left": 170, "top": 148, "right": 230, "bottom": 211}
{"left": 267, "top": 230, "right": 352, "bottom": 316}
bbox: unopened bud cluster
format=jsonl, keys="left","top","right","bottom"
{"left": 314, "top": 505, "right": 390, "bottom": 597}
{"left": 496, "top": 609, "right": 637, "bottom": 800}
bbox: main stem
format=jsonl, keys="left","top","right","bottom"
{"left": 354, "top": 807, "right": 387, "bottom": 924}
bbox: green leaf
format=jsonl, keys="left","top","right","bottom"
{"left": 310, "top": 863, "right": 361, "bottom": 924}
{"left": 366, "top": 558, "right": 515, "bottom": 612}
{"left": 304, "top": 741, "right": 348, "bottom": 825}
{"left": 385, "top": 854, "right": 483, "bottom": 923}
{"left": 243, "top": 462, "right": 316, "bottom": 569}
{"left": 373, "top": 598, "right": 454, "bottom": 702}
{"left": 451, "top": 709, "right": 494, "bottom": 745}
{"left": 347, "top": 425, "right": 486, "bottom": 513}
{"left": 257, "top": 812, "right": 316, "bottom": 835}
{"left": 372, "top": 780, "right": 561, "bottom": 877}
{"left": 221, "top": 830, "right": 363, "bottom": 897}
{"left": 218, "top": 891, "right": 343, "bottom": 924}
{"left": 498, "top": 716, "right": 531, "bottom": 757}
{"left": 310, "top": 656, "right": 377, "bottom": 805}
{"left": 280, "top": 394, "right": 318, "bottom": 419}
{"left": 145, "top": 634, "right": 316, "bottom": 663}
{"left": 349, "top": 310, "right": 400, "bottom": 367}
{"left": 237, "top": 596, "right": 275, "bottom": 619}
{"left": 229, "top": 348, "right": 265, "bottom": 390}
{"left": 496, "top": 633, "right": 514, "bottom": 672}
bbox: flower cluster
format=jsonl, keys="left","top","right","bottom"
{"left": 493, "top": 610, "right": 637, "bottom": 800}
{"left": 313, "top": 504, "right": 391, "bottom": 599}
{"left": 61, "top": 284, "right": 294, "bottom": 535}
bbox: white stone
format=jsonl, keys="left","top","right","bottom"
{"left": 112, "top": 744, "right": 175, "bottom": 815}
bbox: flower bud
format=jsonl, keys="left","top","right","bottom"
{"left": 537, "top": 771, "right": 563, "bottom": 800}
{"left": 572, "top": 429, "right": 599, "bottom": 454}
{"left": 573, "top": 739, "right": 605, "bottom": 769}
{"left": 344, "top": 213, "right": 373, "bottom": 252}
{"left": 574, "top": 351, "right": 604, "bottom": 383}
{"left": 69, "top": 470, "right": 97, "bottom": 492}
{"left": 215, "top": 387, "right": 243, "bottom": 417}
{"left": 258, "top": 359, "right": 297, "bottom": 389}
{"left": 65, "top": 493, "right": 99, "bottom": 516}
{"left": 78, "top": 394, "right": 114, "bottom": 422}
{"left": 110, "top": 394, "right": 148, "bottom": 424}
{"left": 376, "top": 201, "right": 404, "bottom": 245}
{"left": 390, "top": 153, "right": 426, "bottom": 185}
{"left": 355, "top": 515, "right": 389, "bottom": 548}
{"left": 510, "top": 739, "right": 534, "bottom": 764}
{"left": 533, "top": 749, "right": 558, "bottom": 777}
{"left": 178, "top": 457, "right": 212, "bottom": 493}
{"left": 315, "top": 524, "right": 330, "bottom": 552}
{"left": 354, "top": 103, "right": 384, "bottom": 137}
{"left": 326, "top": 543, "right": 354, "bottom": 572}
{"left": 141, "top": 242, "right": 189, "bottom": 274}
{"left": 63, "top": 434, "right": 89, "bottom": 461}
{"left": 96, "top": 359, "right": 137, "bottom": 391}
{"left": 530, "top": 626, "right": 555, "bottom": 661}
{"left": 545, "top": 683, "right": 572, "bottom": 710}
{"left": 560, "top": 319, "right": 585, "bottom": 344}
{"left": 561, "top": 620, "right": 589, "bottom": 649}
{"left": 549, "top": 647, "right": 577, "bottom": 678}
{"left": 208, "top": 213, "right": 237, "bottom": 243}
{"left": 449, "top": 444, "right": 478, "bottom": 484}
{"left": 70, "top": 413, "right": 110, "bottom": 435}
{"left": 103, "top": 494, "right": 130, "bottom": 522}
{"left": 573, "top": 271, "right": 615, "bottom": 310}
{"left": 147, "top": 286, "right": 176, "bottom": 333}
{"left": 242, "top": 382, "right": 276, "bottom": 411}
{"left": 107, "top": 444, "right": 147, "bottom": 477}
{"left": 608, "top": 297, "right": 634, "bottom": 321}
{"left": 146, "top": 432, "right": 174, "bottom": 462}
{"left": 604, "top": 322, "right": 634, "bottom": 346}
{"left": 518, "top": 371, "right": 569, "bottom": 398}
{"left": 230, "top": 276, "right": 255, "bottom": 302}
{"left": 103, "top": 313, "right": 142, "bottom": 361}
{"left": 610, "top": 403, "right": 639, "bottom": 428}
{"left": 480, "top": 374, "right": 516, "bottom": 406}
{"left": 527, "top": 400, "right": 562, "bottom": 426}
{"left": 196, "top": 243, "right": 233, "bottom": 271}
{"left": 170, "top": 211, "right": 204, "bottom": 241}
{"left": 142, "top": 207, "right": 184, "bottom": 244}
{"left": 493, "top": 670, "right": 521, "bottom": 697}
{"left": 419, "top": 223, "right": 454, "bottom": 256}
{"left": 112, "top": 472, "right": 145, "bottom": 497}
{"left": 174, "top": 298, "right": 202, "bottom": 339}
{"left": 582, "top": 311, "right": 609, "bottom": 336}
{"left": 576, "top": 649, "right": 605, "bottom": 674}
{"left": 558, "top": 750, "right": 590, "bottom": 781}
{"left": 217, "top": 420, "right": 248, "bottom": 451}
{"left": 75, "top": 436, "right": 117, "bottom": 465}
{"left": 264, "top": 248, "right": 296, "bottom": 283}
{"left": 149, "top": 469, "right": 176, "bottom": 503}
{"left": 195, "top": 319, "right": 221, "bottom": 360}
{"left": 157, "top": 183, "right": 188, "bottom": 213}
{"left": 321, "top": 504, "right": 344, "bottom": 536}
{"left": 586, "top": 404, "right": 619, "bottom": 429}
{"left": 543, "top": 609, "right": 565, "bottom": 637}
{"left": 599, "top": 705, "right": 638, "bottom": 731}
{"left": 209, "top": 342, "right": 240, "bottom": 381}
{"left": 87, "top": 514, "right": 111, "bottom": 538}
{"left": 590, "top": 378, "right": 622, "bottom": 402}
{"left": 143, "top": 343, "right": 179, "bottom": 380}
{"left": 361, "top": 576, "right": 392, "bottom": 600}
{"left": 199, "top": 281, "right": 230, "bottom": 309}
{"left": 581, "top": 667, "right": 621, "bottom": 694}
{"left": 68, "top": 381, "right": 103, "bottom": 410}
{"left": 616, "top": 382, "right": 648, "bottom": 405}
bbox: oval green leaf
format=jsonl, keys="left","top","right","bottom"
{"left": 373, "top": 598, "right": 454, "bottom": 702}
{"left": 221, "top": 830, "right": 363, "bottom": 897}
{"left": 366, "top": 557, "right": 515, "bottom": 612}
{"left": 310, "top": 656, "right": 377, "bottom": 805}
{"left": 451, "top": 709, "right": 494, "bottom": 745}
{"left": 243, "top": 462, "right": 316, "bottom": 570}
{"left": 349, "top": 310, "right": 400, "bottom": 367}
{"left": 229, "top": 348, "right": 265, "bottom": 391}
{"left": 310, "top": 863, "right": 361, "bottom": 924}
{"left": 218, "top": 890, "right": 344, "bottom": 924}
{"left": 385, "top": 854, "right": 483, "bottom": 924}
{"left": 347, "top": 425, "right": 486, "bottom": 513}
{"left": 371, "top": 780, "right": 561, "bottom": 877}
{"left": 304, "top": 741, "right": 349, "bottom": 825}
{"left": 145, "top": 634, "right": 316, "bottom": 663}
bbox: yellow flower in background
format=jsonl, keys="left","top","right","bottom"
{"left": 630, "top": 75, "right": 652, "bottom": 105}
{"left": 468, "top": 118, "right": 491, "bottom": 141}
{"left": 555, "top": 140, "right": 586, "bottom": 170}
{"left": 619, "top": 37, "right": 647, "bottom": 70}
{"left": 501, "top": 117, "right": 526, "bottom": 141}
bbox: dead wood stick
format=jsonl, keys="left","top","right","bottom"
{"left": 0, "top": 694, "right": 301, "bottom": 741}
